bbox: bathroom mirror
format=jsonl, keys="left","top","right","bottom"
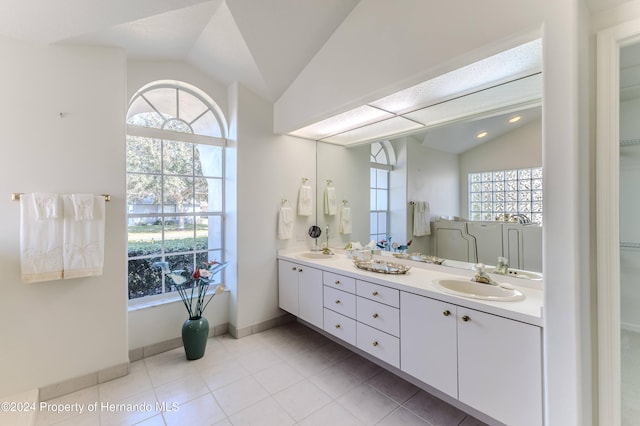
{"left": 315, "top": 76, "right": 543, "bottom": 277}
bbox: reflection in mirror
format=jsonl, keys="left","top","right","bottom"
{"left": 316, "top": 75, "right": 543, "bottom": 278}
{"left": 619, "top": 41, "right": 640, "bottom": 421}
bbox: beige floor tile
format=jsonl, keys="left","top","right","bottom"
{"left": 202, "top": 359, "right": 251, "bottom": 391}
{"left": 336, "top": 383, "right": 399, "bottom": 424}
{"left": 99, "top": 388, "right": 160, "bottom": 426}
{"left": 297, "top": 401, "right": 365, "bottom": 426}
{"left": 403, "top": 390, "right": 467, "bottom": 425}
{"left": 236, "top": 347, "right": 283, "bottom": 374}
{"left": 377, "top": 406, "right": 429, "bottom": 425}
{"left": 162, "top": 393, "right": 225, "bottom": 426}
{"left": 98, "top": 361, "right": 152, "bottom": 403}
{"left": 253, "top": 361, "right": 305, "bottom": 394}
{"left": 36, "top": 386, "right": 99, "bottom": 426}
{"left": 212, "top": 376, "right": 270, "bottom": 415}
{"left": 228, "top": 396, "right": 295, "bottom": 426}
{"left": 307, "top": 364, "right": 361, "bottom": 398}
{"left": 334, "top": 354, "right": 383, "bottom": 382}
{"left": 366, "top": 370, "right": 420, "bottom": 404}
{"left": 274, "top": 380, "right": 332, "bottom": 421}
{"left": 154, "top": 372, "right": 210, "bottom": 407}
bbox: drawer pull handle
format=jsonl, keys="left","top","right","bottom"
{"left": 443, "top": 310, "right": 451, "bottom": 317}
{"left": 335, "top": 280, "right": 341, "bottom": 285}
{"left": 372, "top": 313, "right": 379, "bottom": 318}
{"left": 372, "top": 291, "right": 379, "bottom": 296}
{"left": 335, "top": 300, "right": 341, "bottom": 304}
{"left": 462, "top": 315, "right": 471, "bottom": 322}
{"left": 335, "top": 324, "right": 341, "bottom": 329}
{"left": 372, "top": 341, "right": 379, "bottom": 347}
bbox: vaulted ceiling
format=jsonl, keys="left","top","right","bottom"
{"left": 0, "top": 0, "right": 626, "bottom": 105}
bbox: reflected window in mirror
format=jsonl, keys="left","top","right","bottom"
{"left": 370, "top": 142, "right": 395, "bottom": 244}
{"left": 468, "top": 167, "right": 543, "bottom": 223}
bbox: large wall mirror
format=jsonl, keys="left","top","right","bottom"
{"left": 315, "top": 41, "right": 543, "bottom": 278}
{"left": 596, "top": 19, "right": 640, "bottom": 425}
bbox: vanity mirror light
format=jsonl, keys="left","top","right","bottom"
{"left": 314, "top": 41, "right": 543, "bottom": 278}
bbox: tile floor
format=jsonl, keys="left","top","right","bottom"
{"left": 35, "top": 322, "right": 488, "bottom": 426}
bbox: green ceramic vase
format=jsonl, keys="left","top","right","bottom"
{"left": 182, "top": 316, "right": 209, "bottom": 360}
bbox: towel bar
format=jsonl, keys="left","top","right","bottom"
{"left": 12, "top": 193, "right": 111, "bottom": 202}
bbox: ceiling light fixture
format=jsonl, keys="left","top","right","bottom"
{"left": 287, "top": 39, "right": 542, "bottom": 146}
{"left": 508, "top": 115, "right": 522, "bottom": 123}
{"left": 476, "top": 131, "right": 488, "bottom": 139}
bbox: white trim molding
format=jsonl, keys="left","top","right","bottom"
{"left": 596, "top": 17, "right": 640, "bottom": 426}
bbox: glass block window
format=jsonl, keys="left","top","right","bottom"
{"left": 469, "top": 167, "right": 543, "bottom": 223}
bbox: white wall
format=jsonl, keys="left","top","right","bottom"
{"left": 459, "top": 118, "right": 543, "bottom": 217}
{"left": 0, "top": 39, "right": 128, "bottom": 397}
{"left": 232, "top": 83, "right": 316, "bottom": 333}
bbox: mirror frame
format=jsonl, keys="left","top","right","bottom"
{"left": 596, "top": 17, "right": 640, "bottom": 425}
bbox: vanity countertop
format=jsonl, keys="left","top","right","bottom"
{"left": 278, "top": 250, "right": 544, "bottom": 327}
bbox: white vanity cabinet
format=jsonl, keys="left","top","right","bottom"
{"left": 456, "top": 307, "right": 542, "bottom": 426}
{"left": 400, "top": 292, "right": 458, "bottom": 398}
{"left": 278, "top": 260, "right": 323, "bottom": 329}
{"left": 400, "top": 291, "right": 543, "bottom": 426}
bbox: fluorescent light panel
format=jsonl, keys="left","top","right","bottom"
{"left": 289, "top": 105, "right": 394, "bottom": 140}
{"left": 288, "top": 39, "right": 542, "bottom": 146}
{"left": 320, "top": 116, "right": 423, "bottom": 145}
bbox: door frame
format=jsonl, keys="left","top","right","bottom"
{"left": 596, "top": 17, "right": 640, "bottom": 426}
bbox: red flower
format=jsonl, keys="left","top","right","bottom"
{"left": 192, "top": 269, "right": 201, "bottom": 280}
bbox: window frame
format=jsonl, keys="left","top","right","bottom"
{"left": 126, "top": 82, "right": 227, "bottom": 306}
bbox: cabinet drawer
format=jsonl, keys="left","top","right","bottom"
{"left": 356, "top": 322, "right": 400, "bottom": 368}
{"left": 356, "top": 297, "right": 400, "bottom": 337}
{"left": 323, "top": 271, "right": 356, "bottom": 293}
{"left": 323, "top": 286, "right": 356, "bottom": 318}
{"left": 323, "top": 308, "right": 356, "bottom": 346}
{"left": 356, "top": 280, "right": 399, "bottom": 307}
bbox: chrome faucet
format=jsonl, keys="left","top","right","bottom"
{"left": 472, "top": 263, "right": 495, "bottom": 285}
{"left": 511, "top": 213, "right": 531, "bottom": 224}
{"left": 494, "top": 256, "right": 509, "bottom": 275}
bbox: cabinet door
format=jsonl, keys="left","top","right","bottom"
{"left": 400, "top": 292, "right": 458, "bottom": 398}
{"left": 457, "top": 308, "right": 542, "bottom": 426}
{"left": 278, "top": 260, "right": 299, "bottom": 316}
{"left": 297, "top": 265, "right": 323, "bottom": 328}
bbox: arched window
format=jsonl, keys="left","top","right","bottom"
{"left": 126, "top": 81, "right": 227, "bottom": 301}
{"left": 370, "top": 141, "right": 394, "bottom": 245}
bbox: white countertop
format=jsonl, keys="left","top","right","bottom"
{"left": 278, "top": 250, "right": 544, "bottom": 327}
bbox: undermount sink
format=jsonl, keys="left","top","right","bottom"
{"left": 434, "top": 278, "right": 525, "bottom": 302}
{"left": 296, "top": 252, "right": 337, "bottom": 260}
{"left": 484, "top": 267, "right": 543, "bottom": 281}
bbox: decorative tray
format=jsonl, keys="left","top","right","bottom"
{"left": 392, "top": 252, "right": 444, "bottom": 265}
{"left": 353, "top": 259, "right": 411, "bottom": 274}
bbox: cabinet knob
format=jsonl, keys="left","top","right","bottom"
{"left": 462, "top": 315, "right": 471, "bottom": 322}
{"left": 443, "top": 310, "right": 451, "bottom": 317}
{"left": 335, "top": 300, "right": 341, "bottom": 304}
{"left": 372, "top": 313, "right": 379, "bottom": 318}
{"left": 335, "top": 324, "right": 341, "bottom": 329}
{"left": 372, "top": 341, "right": 379, "bottom": 347}
{"left": 335, "top": 280, "right": 341, "bottom": 285}
{"left": 291, "top": 267, "right": 297, "bottom": 271}
{"left": 298, "top": 268, "right": 303, "bottom": 272}
{"left": 372, "top": 291, "right": 379, "bottom": 296}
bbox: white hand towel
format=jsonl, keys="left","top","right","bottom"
{"left": 413, "top": 201, "right": 431, "bottom": 236}
{"left": 32, "top": 193, "right": 61, "bottom": 219}
{"left": 62, "top": 195, "right": 105, "bottom": 279}
{"left": 324, "top": 187, "right": 337, "bottom": 216}
{"left": 20, "top": 194, "right": 64, "bottom": 283}
{"left": 278, "top": 205, "right": 293, "bottom": 240}
{"left": 298, "top": 184, "right": 313, "bottom": 216}
{"left": 340, "top": 206, "right": 352, "bottom": 235}
{"left": 71, "top": 193, "right": 94, "bottom": 221}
